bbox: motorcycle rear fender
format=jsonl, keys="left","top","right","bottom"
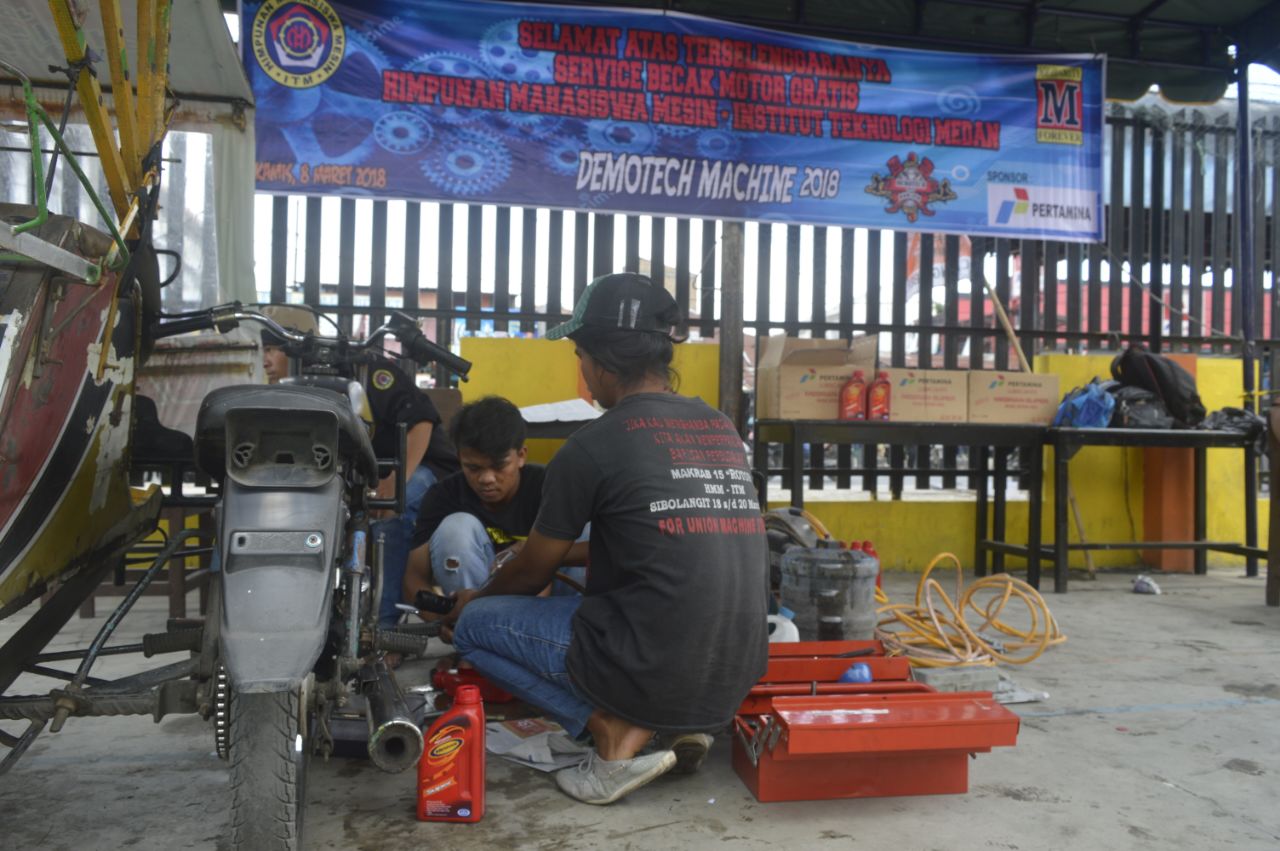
{"left": 219, "top": 477, "right": 345, "bottom": 693}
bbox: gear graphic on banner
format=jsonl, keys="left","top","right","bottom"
{"left": 403, "top": 52, "right": 489, "bottom": 125}
{"left": 421, "top": 127, "right": 513, "bottom": 195}
{"left": 585, "top": 120, "right": 657, "bottom": 155}
{"left": 546, "top": 137, "right": 585, "bottom": 175}
{"left": 479, "top": 19, "right": 556, "bottom": 83}
{"left": 696, "top": 129, "right": 740, "bottom": 160}
{"left": 375, "top": 111, "right": 434, "bottom": 154}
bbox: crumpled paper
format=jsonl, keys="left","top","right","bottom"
{"left": 485, "top": 717, "right": 590, "bottom": 772}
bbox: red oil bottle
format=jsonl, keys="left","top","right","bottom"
{"left": 838, "top": 371, "right": 867, "bottom": 420}
{"left": 417, "top": 684, "right": 486, "bottom": 823}
{"left": 867, "top": 371, "right": 892, "bottom": 420}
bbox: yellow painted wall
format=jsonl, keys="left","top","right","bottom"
{"left": 456, "top": 339, "right": 1262, "bottom": 572}
{"left": 458, "top": 337, "right": 722, "bottom": 465}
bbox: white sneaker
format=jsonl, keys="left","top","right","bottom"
{"left": 669, "top": 733, "right": 713, "bottom": 775}
{"left": 555, "top": 749, "right": 677, "bottom": 804}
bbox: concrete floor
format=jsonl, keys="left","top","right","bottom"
{"left": 1, "top": 569, "right": 1278, "bottom": 851}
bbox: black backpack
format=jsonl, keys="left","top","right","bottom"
{"left": 1110, "top": 346, "right": 1205, "bottom": 427}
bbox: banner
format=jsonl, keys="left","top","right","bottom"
{"left": 244, "top": 0, "right": 1104, "bottom": 241}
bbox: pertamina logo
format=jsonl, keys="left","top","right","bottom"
{"left": 799, "top": 368, "right": 817, "bottom": 384}
{"left": 986, "top": 184, "right": 1098, "bottom": 237}
{"left": 252, "top": 0, "right": 346, "bottom": 89}
{"left": 995, "top": 189, "right": 1029, "bottom": 224}
{"left": 1035, "top": 65, "right": 1083, "bottom": 146}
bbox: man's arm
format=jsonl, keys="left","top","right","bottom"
{"left": 443, "top": 529, "right": 574, "bottom": 623}
{"left": 562, "top": 540, "right": 589, "bottom": 567}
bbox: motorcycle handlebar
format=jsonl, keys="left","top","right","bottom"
{"left": 153, "top": 305, "right": 471, "bottom": 380}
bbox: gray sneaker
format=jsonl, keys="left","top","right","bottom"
{"left": 669, "top": 733, "right": 713, "bottom": 775}
{"left": 555, "top": 749, "right": 677, "bottom": 804}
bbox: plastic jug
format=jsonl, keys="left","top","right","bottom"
{"left": 779, "top": 547, "right": 880, "bottom": 641}
{"left": 418, "top": 684, "right": 486, "bottom": 823}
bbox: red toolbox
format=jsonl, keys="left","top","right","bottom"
{"left": 733, "top": 641, "right": 1020, "bottom": 802}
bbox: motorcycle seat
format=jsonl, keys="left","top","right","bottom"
{"left": 195, "top": 384, "right": 379, "bottom": 483}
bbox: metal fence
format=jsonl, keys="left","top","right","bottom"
{"left": 4, "top": 106, "right": 1277, "bottom": 496}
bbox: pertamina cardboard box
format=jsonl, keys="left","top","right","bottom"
{"left": 967, "top": 371, "right": 1060, "bottom": 424}
{"left": 756, "top": 335, "right": 878, "bottom": 419}
{"left": 878, "top": 369, "right": 968, "bottom": 422}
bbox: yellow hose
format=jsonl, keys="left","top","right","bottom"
{"left": 874, "top": 552, "right": 1066, "bottom": 667}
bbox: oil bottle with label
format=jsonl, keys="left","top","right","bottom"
{"left": 418, "top": 684, "right": 486, "bottom": 823}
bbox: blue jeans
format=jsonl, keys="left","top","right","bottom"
{"left": 429, "top": 513, "right": 495, "bottom": 595}
{"left": 453, "top": 595, "right": 594, "bottom": 737}
{"left": 430, "top": 515, "right": 591, "bottom": 596}
{"left": 375, "top": 464, "right": 437, "bottom": 628}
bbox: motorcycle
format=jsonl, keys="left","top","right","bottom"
{"left": 165, "top": 303, "right": 470, "bottom": 849}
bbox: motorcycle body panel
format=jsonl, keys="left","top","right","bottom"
{"left": 0, "top": 204, "right": 144, "bottom": 615}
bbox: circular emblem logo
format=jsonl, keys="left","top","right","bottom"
{"left": 252, "top": 0, "right": 346, "bottom": 89}
{"left": 372, "top": 369, "right": 395, "bottom": 391}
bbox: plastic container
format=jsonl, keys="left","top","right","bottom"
{"left": 867, "top": 371, "right": 892, "bottom": 420}
{"left": 779, "top": 548, "right": 880, "bottom": 642}
{"left": 418, "top": 684, "right": 486, "bottom": 823}
{"left": 838, "top": 371, "right": 867, "bottom": 420}
{"left": 766, "top": 613, "right": 801, "bottom": 643}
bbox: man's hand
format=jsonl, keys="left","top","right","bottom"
{"left": 438, "top": 587, "right": 480, "bottom": 643}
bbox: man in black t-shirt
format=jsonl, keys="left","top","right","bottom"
{"left": 261, "top": 323, "right": 458, "bottom": 628}
{"left": 442, "top": 274, "right": 768, "bottom": 806}
{"left": 403, "top": 396, "right": 584, "bottom": 598}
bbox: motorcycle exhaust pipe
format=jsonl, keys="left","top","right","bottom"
{"left": 366, "top": 661, "right": 423, "bottom": 773}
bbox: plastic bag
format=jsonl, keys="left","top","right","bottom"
{"left": 1053, "top": 380, "right": 1115, "bottom": 428}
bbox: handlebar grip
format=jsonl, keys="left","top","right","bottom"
{"left": 404, "top": 333, "right": 472, "bottom": 381}
{"left": 413, "top": 590, "right": 457, "bottom": 615}
{"left": 152, "top": 312, "right": 214, "bottom": 338}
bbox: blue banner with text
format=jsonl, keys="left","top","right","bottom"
{"left": 244, "top": 0, "right": 1104, "bottom": 240}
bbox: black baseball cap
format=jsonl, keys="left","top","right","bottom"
{"left": 545, "top": 272, "right": 679, "bottom": 340}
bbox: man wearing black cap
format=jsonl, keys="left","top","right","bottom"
{"left": 261, "top": 323, "right": 458, "bottom": 630}
{"left": 441, "top": 273, "right": 769, "bottom": 805}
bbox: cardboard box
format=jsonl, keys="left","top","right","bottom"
{"left": 876, "top": 369, "right": 968, "bottom": 422}
{"left": 967, "top": 371, "right": 1061, "bottom": 424}
{"left": 756, "top": 335, "right": 878, "bottom": 419}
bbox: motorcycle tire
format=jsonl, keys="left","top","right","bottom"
{"left": 229, "top": 688, "right": 308, "bottom": 851}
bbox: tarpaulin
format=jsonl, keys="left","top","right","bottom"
{"left": 243, "top": 0, "right": 1104, "bottom": 241}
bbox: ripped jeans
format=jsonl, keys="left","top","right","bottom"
{"left": 429, "top": 513, "right": 588, "bottom": 596}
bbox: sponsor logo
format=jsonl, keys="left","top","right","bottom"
{"left": 865, "top": 152, "right": 957, "bottom": 223}
{"left": 995, "top": 189, "right": 1029, "bottom": 225}
{"left": 987, "top": 185, "right": 1098, "bottom": 235}
{"left": 1035, "top": 65, "right": 1084, "bottom": 145}
{"left": 799, "top": 368, "right": 817, "bottom": 384}
{"left": 252, "top": 0, "right": 345, "bottom": 89}
{"left": 372, "top": 368, "right": 395, "bottom": 390}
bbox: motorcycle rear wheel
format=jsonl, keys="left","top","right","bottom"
{"left": 229, "top": 688, "right": 309, "bottom": 851}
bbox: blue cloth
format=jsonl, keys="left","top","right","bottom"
{"left": 453, "top": 595, "right": 594, "bottom": 737}
{"left": 375, "top": 464, "right": 437, "bottom": 627}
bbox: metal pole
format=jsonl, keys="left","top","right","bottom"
{"left": 719, "top": 221, "right": 746, "bottom": 436}
{"left": 1237, "top": 56, "right": 1259, "bottom": 578}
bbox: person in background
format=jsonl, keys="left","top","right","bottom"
{"left": 403, "top": 395, "right": 586, "bottom": 602}
{"left": 260, "top": 319, "right": 458, "bottom": 630}
{"left": 440, "top": 273, "right": 769, "bottom": 805}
